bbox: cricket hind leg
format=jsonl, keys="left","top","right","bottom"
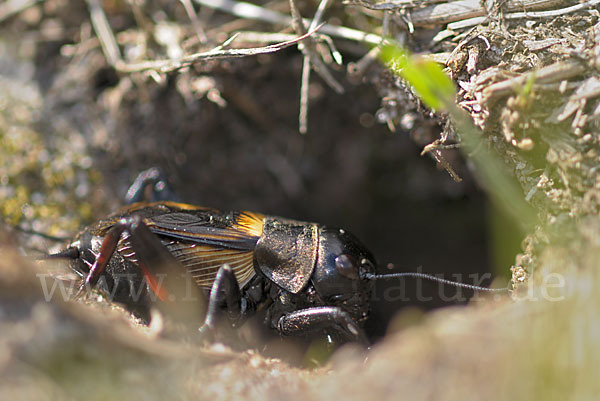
{"left": 95, "top": 170, "right": 251, "bottom": 343}
{"left": 77, "top": 215, "right": 207, "bottom": 321}
{"left": 125, "top": 167, "right": 180, "bottom": 204}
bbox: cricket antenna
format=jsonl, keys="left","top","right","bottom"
{"left": 364, "top": 265, "right": 510, "bottom": 293}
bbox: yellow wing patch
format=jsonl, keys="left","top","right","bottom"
{"left": 235, "top": 211, "right": 265, "bottom": 237}
{"left": 109, "top": 205, "right": 265, "bottom": 289}
{"left": 168, "top": 242, "right": 256, "bottom": 288}
{"left": 117, "top": 239, "right": 256, "bottom": 289}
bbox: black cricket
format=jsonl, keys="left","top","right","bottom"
{"left": 48, "top": 168, "right": 506, "bottom": 346}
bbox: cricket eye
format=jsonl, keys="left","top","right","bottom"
{"left": 335, "top": 254, "right": 359, "bottom": 280}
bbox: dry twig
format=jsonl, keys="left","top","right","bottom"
{"left": 347, "top": 0, "right": 598, "bottom": 28}
{"left": 421, "top": 141, "right": 462, "bottom": 182}
{"left": 195, "top": 0, "right": 384, "bottom": 45}
{"left": 449, "top": 0, "right": 600, "bottom": 29}
{"left": 0, "top": 0, "right": 39, "bottom": 22}
{"left": 87, "top": 0, "right": 121, "bottom": 66}
{"left": 482, "top": 59, "right": 587, "bottom": 102}
{"left": 289, "top": 0, "right": 342, "bottom": 133}
{"left": 117, "top": 30, "right": 325, "bottom": 74}
{"left": 86, "top": 0, "right": 326, "bottom": 74}
{"left": 179, "top": 0, "right": 208, "bottom": 43}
